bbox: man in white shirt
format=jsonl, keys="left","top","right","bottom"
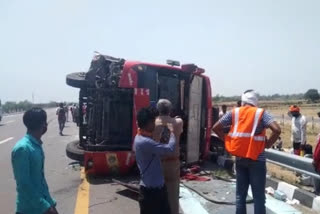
{"left": 288, "top": 105, "right": 307, "bottom": 156}
{"left": 152, "top": 99, "right": 183, "bottom": 214}
{"left": 219, "top": 104, "right": 227, "bottom": 118}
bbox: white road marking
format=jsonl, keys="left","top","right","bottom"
{"left": 2, "top": 120, "right": 15, "bottom": 125}
{"left": 3, "top": 114, "right": 22, "bottom": 118}
{"left": 180, "top": 185, "right": 209, "bottom": 214}
{"left": 0, "top": 137, "right": 14, "bottom": 145}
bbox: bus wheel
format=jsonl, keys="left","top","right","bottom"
{"left": 66, "top": 72, "right": 87, "bottom": 88}
{"left": 66, "top": 140, "right": 85, "bottom": 161}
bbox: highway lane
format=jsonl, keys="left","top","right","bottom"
{"left": 0, "top": 109, "right": 141, "bottom": 214}
{"left": 0, "top": 109, "right": 80, "bottom": 214}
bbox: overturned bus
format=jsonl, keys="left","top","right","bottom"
{"left": 66, "top": 53, "right": 213, "bottom": 175}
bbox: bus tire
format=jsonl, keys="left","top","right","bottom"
{"left": 66, "top": 140, "right": 84, "bottom": 161}
{"left": 66, "top": 72, "right": 87, "bottom": 88}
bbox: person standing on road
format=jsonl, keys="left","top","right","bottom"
{"left": 219, "top": 104, "right": 228, "bottom": 118}
{"left": 64, "top": 105, "right": 69, "bottom": 122}
{"left": 152, "top": 99, "right": 183, "bottom": 214}
{"left": 56, "top": 103, "right": 66, "bottom": 136}
{"left": 213, "top": 90, "right": 281, "bottom": 214}
{"left": 134, "top": 107, "right": 176, "bottom": 214}
{"left": 74, "top": 104, "right": 80, "bottom": 126}
{"left": 70, "top": 105, "right": 75, "bottom": 122}
{"left": 11, "top": 108, "right": 58, "bottom": 214}
{"left": 288, "top": 105, "right": 307, "bottom": 156}
{"left": 237, "top": 100, "right": 242, "bottom": 107}
{"left": 70, "top": 105, "right": 73, "bottom": 121}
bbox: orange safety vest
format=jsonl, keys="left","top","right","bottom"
{"left": 225, "top": 106, "right": 266, "bottom": 160}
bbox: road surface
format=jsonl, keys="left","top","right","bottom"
{"left": 0, "top": 109, "right": 140, "bottom": 214}
{"left": 0, "top": 109, "right": 317, "bottom": 214}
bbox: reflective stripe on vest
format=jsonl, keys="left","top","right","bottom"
{"left": 228, "top": 107, "right": 263, "bottom": 140}
{"left": 225, "top": 106, "right": 266, "bottom": 160}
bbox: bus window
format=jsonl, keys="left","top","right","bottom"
{"left": 158, "top": 75, "right": 180, "bottom": 113}
{"left": 137, "top": 67, "right": 158, "bottom": 104}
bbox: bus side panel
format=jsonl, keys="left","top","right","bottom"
{"left": 119, "top": 61, "right": 138, "bottom": 88}
{"left": 132, "top": 88, "right": 150, "bottom": 149}
{"left": 186, "top": 76, "right": 203, "bottom": 164}
{"left": 202, "top": 75, "right": 212, "bottom": 159}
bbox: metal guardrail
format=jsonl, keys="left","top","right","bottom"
{"left": 265, "top": 149, "right": 320, "bottom": 179}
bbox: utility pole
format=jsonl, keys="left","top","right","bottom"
{"left": 32, "top": 92, "right": 34, "bottom": 104}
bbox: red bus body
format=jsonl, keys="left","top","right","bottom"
{"left": 69, "top": 57, "right": 212, "bottom": 175}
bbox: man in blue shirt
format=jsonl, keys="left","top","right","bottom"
{"left": 11, "top": 108, "right": 58, "bottom": 214}
{"left": 134, "top": 107, "right": 176, "bottom": 214}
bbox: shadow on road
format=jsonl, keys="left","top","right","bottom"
{"left": 116, "top": 189, "right": 139, "bottom": 202}
{"left": 87, "top": 174, "right": 139, "bottom": 186}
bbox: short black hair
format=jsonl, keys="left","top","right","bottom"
{"left": 222, "top": 104, "right": 227, "bottom": 108}
{"left": 23, "top": 107, "right": 47, "bottom": 131}
{"left": 137, "top": 107, "right": 158, "bottom": 129}
{"left": 305, "top": 144, "right": 313, "bottom": 155}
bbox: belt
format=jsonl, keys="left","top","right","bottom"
{"left": 162, "top": 156, "right": 179, "bottom": 162}
{"left": 140, "top": 185, "right": 164, "bottom": 191}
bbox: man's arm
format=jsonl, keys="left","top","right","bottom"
{"left": 265, "top": 121, "right": 281, "bottom": 148}
{"left": 212, "top": 122, "right": 225, "bottom": 140}
{"left": 144, "top": 134, "right": 176, "bottom": 155}
{"left": 12, "top": 147, "right": 53, "bottom": 214}
{"left": 175, "top": 118, "right": 184, "bottom": 135}
{"left": 212, "top": 112, "right": 232, "bottom": 140}
{"left": 43, "top": 177, "right": 57, "bottom": 209}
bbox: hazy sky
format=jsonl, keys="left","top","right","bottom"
{"left": 0, "top": 0, "right": 319, "bottom": 103}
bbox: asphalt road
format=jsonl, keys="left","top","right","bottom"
{"left": 0, "top": 109, "right": 140, "bottom": 214}
{"left": 0, "top": 109, "right": 317, "bottom": 214}
{"left": 0, "top": 109, "right": 80, "bottom": 214}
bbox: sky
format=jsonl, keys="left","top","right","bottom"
{"left": 0, "top": 0, "right": 319, "bottom": 103}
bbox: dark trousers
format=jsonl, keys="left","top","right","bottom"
{"left": 236, "top": 158, "right": 266, "bottom": 214}
{"left": 58, "top": 118, "right": 65, "bottom": 133}
{"left": 139, "top": 185, "right": 171, "bottom": 214}
{"left": 293, "top": 141, "right": 301, "bottom": 155}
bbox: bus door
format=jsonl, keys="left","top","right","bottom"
{"left": 186, "top": 76, "right": 203, "bottom": 164}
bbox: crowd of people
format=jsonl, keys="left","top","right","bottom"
{"left": 134, "top": 90, "right": 282, "bottom": 214}
{"left": 9, "top": 90, "right": 320, "bottom": 214}
{"left": 134, "top": 99, "right": 183, "bottom": 214}
{"left": 215, "top": 96, "right": 320, "bottom": 198}
{"left": 55, "top": 103, "right": 80, "bottom": 135}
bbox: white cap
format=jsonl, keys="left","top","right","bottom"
{"left": 241, "top": 90, "right": 258, "bottom": 107}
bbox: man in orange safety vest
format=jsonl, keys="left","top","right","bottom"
{"left": 213, "top": 90, "right": 281, "bottom": 214}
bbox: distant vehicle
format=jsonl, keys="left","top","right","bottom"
{"left": 65, "top": 53, "right": 213, "bottom": 175}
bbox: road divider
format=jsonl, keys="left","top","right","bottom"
{"left": 0, "top": 137, "right": 14, "bottom": 145}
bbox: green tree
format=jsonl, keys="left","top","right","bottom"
{"left": 3, "top": 101, "right": 17, "bottom": 113}
{"left": 304, "top": 89, "right": 320, "bottom": 102}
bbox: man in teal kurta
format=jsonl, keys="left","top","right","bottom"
{"left": 11, "top": 108, "right": 58, "bottom": 214}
